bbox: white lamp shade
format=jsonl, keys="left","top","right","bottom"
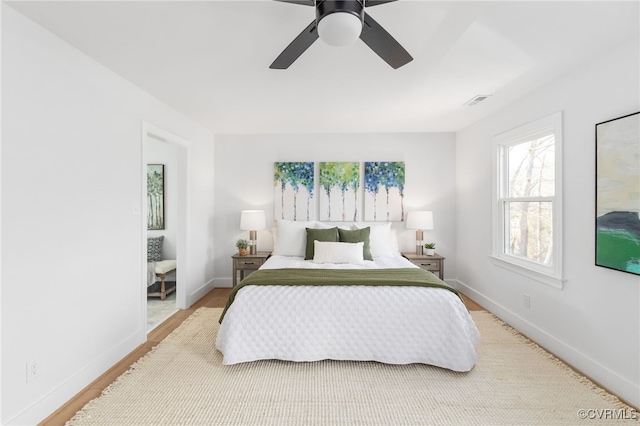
{"left": 406, "top": 211, "right": 434, "bottom": 230}
{"left": 317, "top": 12, "right": 362, "bottom": 47}
{"left": 240, "top": 210, "right": 266, "bottom": 231}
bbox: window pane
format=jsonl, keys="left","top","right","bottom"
{"left": 505, "top": 201, "right": 553, "bottom": 265}
{"left": 508, "top": 135, "right": 555, "bottom": 197}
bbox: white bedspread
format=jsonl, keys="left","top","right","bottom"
{"left": 216, "top": 255, "right": 480, "bottom": 371}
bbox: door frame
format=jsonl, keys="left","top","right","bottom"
{"left": 141, "top": 122, "right": 190, "bottom": 328}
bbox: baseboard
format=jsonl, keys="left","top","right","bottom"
{"left": 189, "top": 277, "right": 217, "bottom": 305}
{"left": 455, "top": 279, "right": 640, "bottom": 409}
{"left": 6, "top": 328, "right": 144, "bottom": 426}
{"left": 13, "top": 277, "right": 219, "bottom": 425}
{"left": 214, "top": 277, "right": 233, "bottom": 288}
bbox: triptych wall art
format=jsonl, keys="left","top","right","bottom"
{"left": 319, "top": 162, "right": 361, "bottom": 221}
{"left": 595, "top": 112, "right": 640, "bottom": 275}
{"left": 274, "top": 162, "right": 315, "bottom": 221}
{"left": 274, "top": 161, "right": 405, "bottom": 222}
{"left": 363, "top": 161, "right": 405, "bottom": 222}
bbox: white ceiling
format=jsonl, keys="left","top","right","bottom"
{"left": 6, "top": 1, "right": 639, "bottom": 134}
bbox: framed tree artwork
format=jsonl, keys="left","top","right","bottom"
{"left": 595, "top": 112, "right": 640, "bottom": 275}
{"left": 319, "top": 162, "right": 361, "bottom": 222}
{"left": 147, "top": 164, "right": 165, "bottom": 230}
{"left": 364, "top": 161, "right": 405, "bottom": 222}
{"left": 274, "top": 162, "right": 315, "bottom": 221}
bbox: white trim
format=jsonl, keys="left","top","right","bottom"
{"left": 141, "top": 122, "right": 191, "bottom": 326}
{"left": 493, "top": 120, "right": 557, "bottom": 147}
{"left": 501, "top": 196, "right": 554, "bottom": 203}
{"left": 0, "top": 3, "right": 4, "bottom": 422}
{"left": 455, "top": 279, "right": 640, "bottom": 408}
{"left": 5, "top": 330, "right": 141, "bottom": 426}
{"left": 492, "top": 112, "right": 564, "bottom": 287}
{"left": 490, "top": 255, "right": 564, "bottom": 289}
{"left": 190, "top": 277, "right": 217, "bottom": 302}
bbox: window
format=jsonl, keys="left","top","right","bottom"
{"left": 492, "top": 112, "right": 563, "bottom": 288}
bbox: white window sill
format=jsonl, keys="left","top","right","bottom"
{"left": 490, "top": 255, "right": 564, "bottom": 289}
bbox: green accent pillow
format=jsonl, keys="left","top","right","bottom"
{"left": 305, "top": 227, "right": 338, "bottom": 260}
{"left": 338, "top": 227, "right": 372, "bottom": 260}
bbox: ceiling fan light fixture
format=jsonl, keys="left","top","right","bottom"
{"left": 270, "top": 0, "right": 412, "bottom": 70}
{"left": 317, "top": 12, "right": 363, "bottom": 46}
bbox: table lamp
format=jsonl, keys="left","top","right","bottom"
{"left": 406, "top": 211, "right": 434, "bottom": 256}
{"left": 240, "top": 210, "right": 266, "bottom": 255}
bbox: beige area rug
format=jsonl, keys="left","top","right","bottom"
{"left": 67, "top": 308, "right": 638, "bottom": 425}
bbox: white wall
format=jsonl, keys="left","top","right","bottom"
{"left": 213, "top": 133, "right": 456, "bottom": 287}
{"left": 1, "top": 5, "right": 215, "bottom": 424}
{"left": 456, "top": 39, "right": 640, "bottom": 407}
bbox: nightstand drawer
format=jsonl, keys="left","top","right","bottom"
{"left": 232, "top": 252, "right": 271, "bottom": 287}
{"left": 401, "top": 252, "right": 445, "bottom": 280}
{"left": 235, "top": 259, "right": 264, "bottom": 270}
{"left": 415, "top": 261, "right": 439, "bottom": 271}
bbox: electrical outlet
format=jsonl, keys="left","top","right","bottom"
{"left": 523, "top": 294, "right": 531, "bottom": 310}
{"left": 26, "top": 359, "right": 39, "bottom": 382}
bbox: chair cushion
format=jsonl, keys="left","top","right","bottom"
{"left": 155, "top": 259, "right": 176, "bottom": 275}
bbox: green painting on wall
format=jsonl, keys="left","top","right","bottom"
{"left": 274, "top": 162, "right": 315, "bottom": 221}
{"left": 319, "top": 162, "right": 361, "bottom": 221}
{"left": 364, "top": 161, "right": 405, "bottom": 222}
{"left": 595, "top": 112, "right": 640, "bottom": 275}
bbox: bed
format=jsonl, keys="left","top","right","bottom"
{"left": 216, "top": 221, "right": 480, "bottom": 372}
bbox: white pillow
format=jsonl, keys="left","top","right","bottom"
{"left": 353, "top": 222, "right": 398, "bottom": 257}
{"left": 314, "top": 221, "right": 334, "bottom": 229}
{"left": 272, "top": 220, "right": 315, "bottom": 257}
{"left": 313, "top": 241, "right": 365, "bottom": 264}
{"left": 272, "top": 220, "right": 330, "bottom": 257}
{"left": 388, "top": 228, "right": 400, "bottom": 255}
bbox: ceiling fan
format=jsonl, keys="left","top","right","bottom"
{"left": 270, "top": 0, "right": 413, "bottom": 69}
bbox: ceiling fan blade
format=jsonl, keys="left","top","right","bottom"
{"left": 360, "top": 12, "right": 412, "bottom": 69}
{"left": 273, "top": 0, "right": 315, "bottom": 6}
{"left": 364, "top": 0, "right": 397, "bottom": 7}
{"left": 270, "top": 21, "right": 319, "bottom": 69}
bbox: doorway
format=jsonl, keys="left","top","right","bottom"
{"left": 142, "top": 122, "right": 189, "bottom": 333}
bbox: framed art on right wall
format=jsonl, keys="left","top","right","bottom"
{"left": 595, "top": 111, "right": 640, "bottom": 275}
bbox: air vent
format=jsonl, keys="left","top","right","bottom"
{"left": 464, "top": 95, "right": 491, "bottom": 106}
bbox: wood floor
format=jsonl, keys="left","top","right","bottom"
{"left": 39, "top": 288, "right": 484, "bottom": 425}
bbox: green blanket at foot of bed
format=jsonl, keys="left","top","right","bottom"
{"left": 220, "top": 268, "right": 460, "bottom": 323}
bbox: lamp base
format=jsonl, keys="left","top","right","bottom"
{"left": 249, "top": 230, "right": 257, "bottom": 255}
{"left": 415, "top": 230, "right": 424, "bottom": 256}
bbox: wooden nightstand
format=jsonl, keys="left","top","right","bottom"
{"left": 402, "top": 252, "right": 445, "bottom": 280}
{"left": 232, "top": 251, "right": 271, "bottom": 287}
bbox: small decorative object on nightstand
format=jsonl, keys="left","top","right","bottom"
{"left": 236, "top": 239, "right": 250, "bottom": 256}
{"left": 402, "top": 252, "right": 445, "bottom": 280}
{"left": 424, "top": 242, "right": 436, "bottom": 256}
{"left": 232, "top": 251, "right": 271, "bottom": 287}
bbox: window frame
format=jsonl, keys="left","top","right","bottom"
{"left": 491, "top": 112, "right": 564, "bottom": 289}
